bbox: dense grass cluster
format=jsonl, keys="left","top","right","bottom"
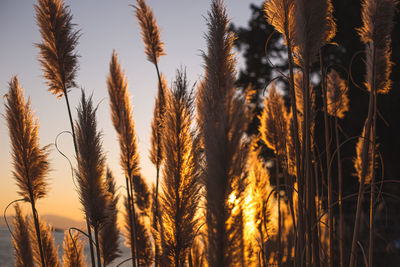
{"left": 4, "top": 0, "right": 398, "bottom": 266}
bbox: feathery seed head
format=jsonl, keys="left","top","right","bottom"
{"left": 13, "top": 204, "right": 34, "bottom": 267}
{"left": 160, "top": 69, "right": 200, "bottom": 266}
{"left": 196, "top": 1, "right": 247, "bottom": 265}
{"left": 35, "top": 0, "right": 80, "bottom": 98}
{"left": 134, "top": 0, "right": 165, "bottom": 64}
{"left": 150, "top": 73, "right": 167, "bottom": 166}
{"left": 31, "top": 218, "right": 60, "bottom": 267}
{"left": 75, "top": 91, "right": 109, "bottom": 229}
{"left": 259, "top": 83, "right": 288, "bottom": 156}
{"left": 326, "top": 69, "right": 349, "bottom": 118}
{"left": 365, "top": 42, "right": 393, "bottom": 94}
{"left": 5, "top": 76, "right": 50, "bottom": 203}
{"left": 264, "top": 0, "right": 295, "bottom": 44}
{"left": 107, "top": 51, "right": 141, "bottom": 177}
{"left": 358, "top": 0, "right": 399, "bottom": 48}
{"left": 359, "top": 0, "right": 398, "bottom": 94}
{"left": 354, "top": 127, "right": 377, "bottom": 185}
{"left": 62, "top": 231, "right": 86, "bottom": 267}
{"left": 293, "top": 0, "right": 336, "bottom": 66}
{"left": 99, "top": 169, "right": 121, "bottom": 266}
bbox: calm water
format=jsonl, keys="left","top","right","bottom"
{"left": 0, "top": 227, "right": 132, "bottom": 266}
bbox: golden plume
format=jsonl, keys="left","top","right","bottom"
{"left": 358, "top": 0, "right": 398, "bottom": 94}
{"left": 259, "top": 83, "right": 288, "bottom": 156}
{"left": 264, "top": 0, "right": 295, "bottom": 44}
{"left": 326, "top": 69, "right": 349, "bottom": 118}
{"left": 294, "top": 70, "right": 316, "bottom": 116}
{"left": 123, "top": 197, "right": 154, "bottom": 266}
{"left": 12, "top": 204, "right": 34, "bottom": 267}
{"left": 134, "top": 0, "right": 165, "bottom": 64}
{"left": 293, "top": 0, "right": 336, "bottom": 66}
{"left": 75, "top": 91, "right": 109, "bottom": 230}
{"left": 35, "top": 0, "right": 80, "bottom": 98}
{"left": 358, "top": 0, "right": 398, "bottom": 49}
{"left": 160, "top": 69, "right": 201, "bottom": 266}
{"left": 99, "top": 169, "right": 121, "bottom": 266}
{"left": 149, "top": 73, "right": 167, "bottom": 166}
{"left": 354, "top": 126, "right": 377, "bottom": 185}
{"left": 107, "top": 50, "right": 141, "bottom": 182}
{"left": 62, "top": 231, "right": 86, "bottom": 267}
{"left": 243, "top": 141, "right": 272, "bottom": 266}
{"left": 293, "top": 71, "right": 316, "bottom": 147}
{"left": 31, "top": 218, "right": 60, "bottom": 267}
{"left": 196, "top": 0, "right": 247, "bottom": 265}
{"left": 5, "top": 76, "right": 50, "bottom": 202}
{"left": 107, "top": 50, "right": 148, "bottom": 266}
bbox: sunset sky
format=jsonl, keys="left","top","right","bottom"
{"left": 0, "top": 0, "right": 261, "bottom": 221}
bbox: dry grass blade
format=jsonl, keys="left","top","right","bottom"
{"left": 12, "top": 204, "right": 34, "bottom": 267}
{"left": 196, "top": 0, "right": 247, "bottom": 265}
{"left": 62, "top": 231, "right": 86, "bottom": 267}
{"left": 75, "top": 91, "right": 109, "bottom": 230}
{"left": 100, "top": 169, "right": 121, "bottom": 266}
{"left": 326, "top": 69, "right": 349, "bottom": 118}
{"left": 35, "top": 0, "right": 80, "bottom": 97}
{"left": 5, "top": 76, "right": 50, "bottom": 203}
{"left": 134, "top": 0, "right": 165, "bottom": 64}
{"left": 31, "top": 218, "right": 60, "bottom": 267}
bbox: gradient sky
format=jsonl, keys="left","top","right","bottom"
{"left": 0, "top": 0, "right": 262, "bottom": 221}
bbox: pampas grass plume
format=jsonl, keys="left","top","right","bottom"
{"left": 62, "top": 231, "right": 86, "bottom": 267}
{"left": 31, "top": 218, "right": 60, "bottom": 267}
{"left": 293, "top": 0, "right": 336, "bottom": 66}
{"left": 5, "top": 76, "right": 50, "bottom": 203}
{"left": 134, "top": 0, "right": 165, "bottom": 64}
{"left": 107, "top": 51, "right": 141, "bottom": 179}
{"left": 12, "top": 204, "right": 34, "bottom": 267}
{"left": 75, "top": 91, "right": 109, "bottom": 230}
{"left": 326, "top": 69, "right": 349, "bottom": 118}
{"left": 99, "top": 168, "right": 121, "bottom": 266}
{"left": 259, "top": 83, "right": 288, "bottom": 156}
{"left": 35, "top": 0, "right": 80, "bottom": 97}
{"left": 149, "top": 73, "right": 167, "bottom": 166}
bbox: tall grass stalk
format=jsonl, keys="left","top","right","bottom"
{"left": 107, "top": 51, "right": 141, "bottom": 267}
{"left": 349, "top": 1, "right": 397, "bottom": 266}
{"left": 133, "top": 1, "right": 166, "bottom": 264}
{"left": 75, "top": 91, "right": 110, "bottom": 267}
{"left": 197, "top": 0, "right": 247, "bottom": 265}
{"left": 326, "top": 68, "right": 349, "bottom": 267}
{"left": 264, "top": 1, "right": 304, "bottom": 261}
{"left": 33, "top": 0, "right": 97, "bottom": 265}
{"left": 5, "top": 77, "right": 50, "bottom": 267}
{"left": 160, "top": 69, "right": 201, "bottom": 266}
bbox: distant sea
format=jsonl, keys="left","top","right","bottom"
{"left": 0, "top": 227, "right": 131, "bottom": 266}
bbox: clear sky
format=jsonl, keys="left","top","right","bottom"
{"left": 0, "top": 0, "right": 262, "bottom": 221}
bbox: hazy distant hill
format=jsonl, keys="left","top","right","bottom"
{"left": 0, "top": 214, "right": 85, "bottom": 230}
